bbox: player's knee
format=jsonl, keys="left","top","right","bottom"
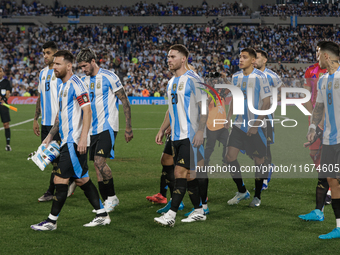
{"left": 225, "top": 153, "right": 236, "bottom": 163}
{"left": 94, "top": 156, "right": 106, "bottom": 168}
{"left": 3, "top": 122, "right": 9, "bottom": 129}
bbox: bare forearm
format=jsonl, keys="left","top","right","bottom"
{"left": 49, "top": 113, "right": 59, "bottom": 137}
{"left": 80, "top": 107, "right": 91, "bottom": 140}
{"left": 198, "top": 115, "right": 207, "bottom": 132}
{"left": 227, "top": 99, "right": 233, "bottom": 119}
{"left": 160, "top": 109, "right": 170, "bottom": 132}
{"left": 116, "top": 88, "right": 132, "bottom": 129}
{"left": 34, "top": 94, "right": 41, "bottom": 121}
{"left": 305, "top": 101, "right": 313, "bottom": 114}
{"left": 311, "top": 102, "right": 324, "bottom": 126}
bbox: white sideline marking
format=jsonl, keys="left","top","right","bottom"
{"left": 0, "top": 118, "right": 35, "bottom": 131}
{"left": 0, "top": 118, "right": 159, "bottom": 131}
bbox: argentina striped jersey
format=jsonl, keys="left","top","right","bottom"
{"left": 81, "top": 68, "right": 123, "bottom": 135}
{"left": 167, "top": 70, "right": 205, "bottom": 141}
{"left": 231, "top": 68, "right": 272, "bottom": 133}
{"left": 58, "top": 75, "right": 91, "bottom": 146}
{"left": 316, "top": 66, "right": 340, "bottom": 145}
{"left": 38, "top": 66, "right": 62, "bottom": 126}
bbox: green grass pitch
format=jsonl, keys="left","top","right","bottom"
{"left": 0, "top": 104, "right": 338, "bottom": 255}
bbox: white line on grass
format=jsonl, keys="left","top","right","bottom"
{"left": 0, "top": 118, "right": 35, "bottom": 131}
{"left": 0, "top": 118, "right": 160, "bottom": 131}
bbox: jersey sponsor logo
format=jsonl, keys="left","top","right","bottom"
{"left": 178, "top": 159, "right": 185, "bottom": 164}
{"left": 42, "top": 76, "right": 46, "bottom": 80}
{"left": 97, "top": 149, "right": 104, "bottom": 155}
{"left": 63, "top": 88, "right": 68, "bottom": 97}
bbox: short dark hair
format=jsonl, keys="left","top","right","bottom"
{"left": 53, "top": 50, "right": 74, "bottom": 63}
{"left": 256, "top": 49, "right": 268, "bottom": 59}
{"left": 317, "top": 41, "right": 326, "bottom": 48}
{"left": 319, "top": 41, "right": 340, "bottom": 57}
{"left": 169, "top": 44, "right": 189, "bottom": 58}
{"left": 76, "top": 48, "right": 97, "bottom": 63}
{"left": 241, "top": 48, "right": 256, "bottom": 58}
{"left": 42, "top": 41, "right": 58, "bottom": 51}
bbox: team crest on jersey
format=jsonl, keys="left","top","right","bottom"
{"left": 178, "top": 82, "right": 184, "bottom": 91}
{"left": 328, "top": 82, "right": 332, "bottom": 90}
{"left": 52, "top": 75, "right": 56, "bottom": 80}
{"left": 248, "top": 82, "right": 253, "bottom": 88}
{"left": 242, "top": 82, "right": 246, "bottom": 89}
{"left": 47, "top": 75, "right": 51, "bottom": 81}
{"left": 97, "top": 81, "right": 101, "bottom": 89}
{"left": 63, "top": 88, "right": 68, "bottom": 97}
{"left": 91, "top": 82, "right": 94, "bottom": 90}
{"left": 172, "top": 83, "right": 177, "bottom": 91}
{"left": 335, "top": 80, "right": 340, "bottom": 89}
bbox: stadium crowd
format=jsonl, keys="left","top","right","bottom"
{"left": 0, "top": 0, "right": 251, "bottom": 17}
{"left": 1, "top": 22, "right": 321, "bottom": 98}
{"left": 260, "top": 2, "right": 340, "bottom": 17}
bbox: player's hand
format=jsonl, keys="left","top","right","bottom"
{"left": 42, "top": 134, "right": 52, "bottom": 147}
{"left": 155, "top": 129, "right": 165, "bottom": 145}
{"left": 33, "top": 120, "right": 40, "bottom": 136}
{"left": 307, "top": 128, "right": 316, "bottom": 143}
{"left": 77, "top": 137, "right": 87, "bottom": 155}
{"left": 125, "top": 128, "right": 133, "bottom": 143}
{"left": 247, "top": 127, "right": 258, "bottom": 136}
{"left": 165, "top": 127, "right": 171, "bottom": 136}
{"left": 192, "top": 130, "right": 204, "bottom": 147}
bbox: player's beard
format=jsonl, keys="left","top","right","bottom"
{"left": 87, "top": 65, "right": 94, "bottom": 76}
{"left": 168, "top": 62, "right": 181, "bottom": 72}
{"left": 55, "top": 68, "right": 67, "bottom": 79}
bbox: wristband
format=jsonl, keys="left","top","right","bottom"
{"left": 309, "top": 124, "right": 316, "bottom": 131}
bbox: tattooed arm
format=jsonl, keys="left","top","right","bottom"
{"left": 42, "top": 113, "right": 59, "bottom": 146}
{"left": 33, "top": 93, "right": 41, "bottom": 136}
{"left": 307, "top": 102, "right": 324, "bottom": 142}
{"left": 115, "top": 87, "right": 133, "bottom": 143}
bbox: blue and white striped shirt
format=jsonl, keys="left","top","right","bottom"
{"left": 316, "top": 66, "right": 340, "bottom": 145}
{"left": 81, "top": 68, "right": 123, "bottom": 135}
{"left": 38, "top": 66, "right": 62, "bottom": 126}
